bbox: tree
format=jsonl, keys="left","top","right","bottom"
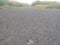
{"left": 31, "top": 1, "right": 41, "bottom": 6}
{"left": 0, "top": 0, "right": 9, "bottom": 6}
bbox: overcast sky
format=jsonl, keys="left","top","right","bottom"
{"left": 13, "top": 0, "right": 60, "bottom": 4}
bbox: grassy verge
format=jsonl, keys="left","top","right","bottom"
{"left": 0, "top": 5, "right": 29, "bottom": 9}
{"left": 34, "top": 4, "right": 60, "bottom": 9}
{"left": 0, "top": 6, "right": 16, "bottom": 8}
{"left": 47, "top": 4, "right": 60, "bottom": 9}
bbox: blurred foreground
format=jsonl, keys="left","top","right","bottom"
{"left": 0, "top": 8, "right": 60, "bottom": 45}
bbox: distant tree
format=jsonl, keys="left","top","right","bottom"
{"left": 0, "top": 0, "right": 4, "bottom": 6}
{"left": 31, "top": 1, "right": 41, "bottom": 6}
{"left": 0, "top": 0, "right": 9, "bottom": 6}
{"left": 31, "top": 0, "right": 57, "bottom": 6}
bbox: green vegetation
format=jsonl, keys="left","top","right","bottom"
{"left": 47, "top": 4, "right": 60, "bottom": 9}
{"left": 0, "top": 0, "right": 29, "bottom": 8}
{"left": 0, "top": 0, "right": 60, "bottom": 9}
{"left": 31, "top": 1, "right": 60, "bottom": 9}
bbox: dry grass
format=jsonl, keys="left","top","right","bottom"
{"left": 34, "top": 5, "right": 48, "bottom": 8}
{"left": 34, "top": 4, "right": 60, "bottom": 9}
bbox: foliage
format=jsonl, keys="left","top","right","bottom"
{"left": 32, "top": 1, "right": 41, "bottom": 6}
{"left": 32, "top": 1, "right": 60, "bottom": 9}
{"left": 31, "top": 1, "right": 56, "bottom": 6}
{"left": 0, "top": 0, "right": 29, "bottom": 8}
{"left": 0, "top": 0, "right": 4, "bottom": 6}
{"left": 0, "top": 0, "right": 9, "bottom": 6}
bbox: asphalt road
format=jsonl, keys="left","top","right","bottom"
{"left": 0, "top": 8, "right": 60, "bottom": 45}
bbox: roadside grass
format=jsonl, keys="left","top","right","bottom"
{"left": 34, "top": 4, "right": 60, "bottom": 9}
{"left": 47, "top": 4, "right": 60, "bottom": 9}
{"left": 0, "top": 5, "right": 29, "bottom": 9}
{"left": 0, "top": 4, "right": 60, "bottom": 9}
{"left": 34, "top": 5, "right": 48, "bottom": 9}
{"left": 0, "top": 6, "right": 16, "bottom": 8}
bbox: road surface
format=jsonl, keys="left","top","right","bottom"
{"left": 0, "top": 8, "right": 60, "bottom": 45}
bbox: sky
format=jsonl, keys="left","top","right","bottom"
{"left": 12, "top": 0, "right": 60, "bottom": 4}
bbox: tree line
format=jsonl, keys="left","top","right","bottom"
{"left": 0, "top": 0, "right": 29, "bottom": 7}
